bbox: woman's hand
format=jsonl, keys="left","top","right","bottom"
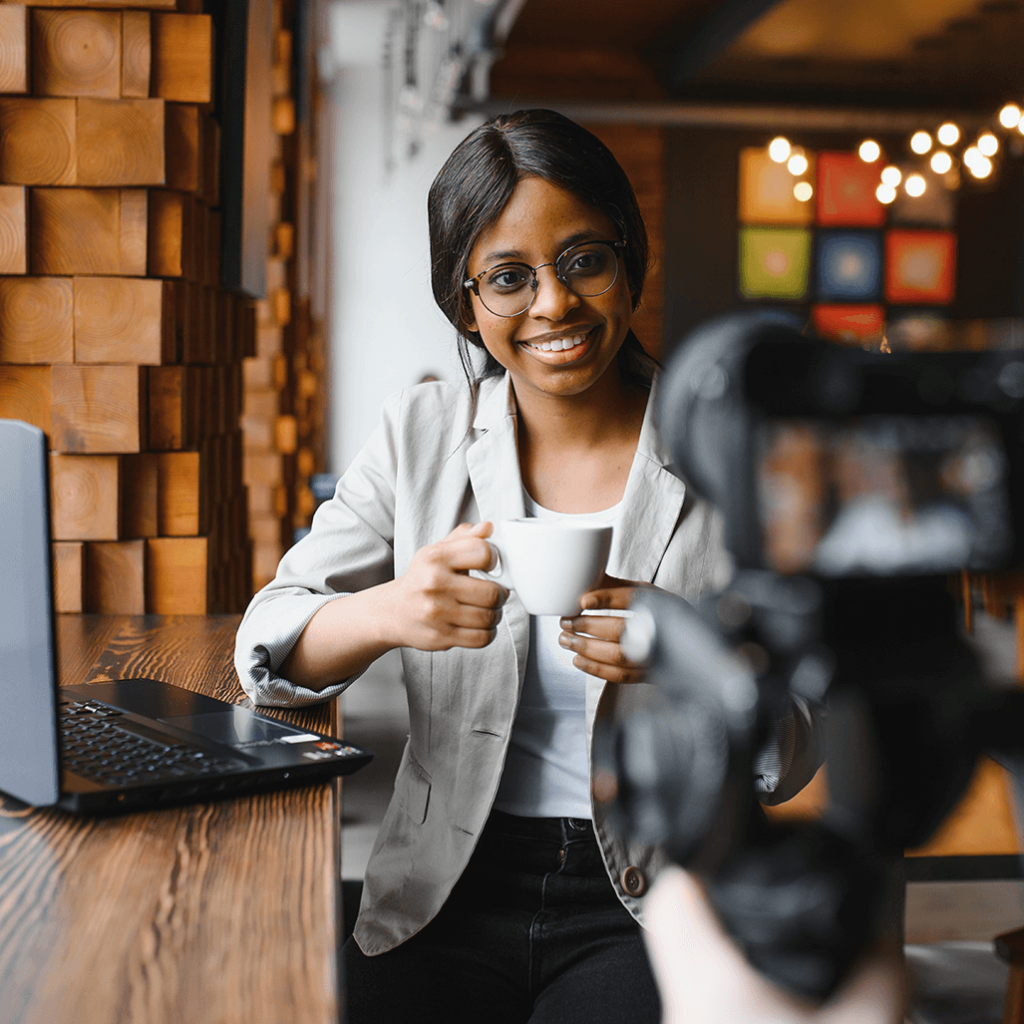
{"left": 389, "top": 521, "right": 508, "bottom": 652}
{"left": 558, "top": 573, "right": 647, "bottom": 683}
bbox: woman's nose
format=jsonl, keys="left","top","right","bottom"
{"left": 528, "top": 265, "right": 581, "bottom": 321}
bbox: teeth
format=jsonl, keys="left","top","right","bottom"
{"left": 529, "top": 334, "right": 585, "bottom": 352}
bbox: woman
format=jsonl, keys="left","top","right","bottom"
{"left": 234, "top": 109, "right": 818, "bottom": 1023}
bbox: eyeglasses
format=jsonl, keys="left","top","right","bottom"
{"left": 463, "top": 239, "right": 626, "bottom": 318}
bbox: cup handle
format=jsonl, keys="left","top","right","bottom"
{"left": 485, "top": 537, "right": 513, "bottom": 589}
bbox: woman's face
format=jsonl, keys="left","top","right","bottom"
{"left": 464, "top": 176, "right": 633, "bottom": 404}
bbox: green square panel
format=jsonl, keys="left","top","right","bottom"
{"left": 739, "top": 227, "right": 811, "bottom": 301}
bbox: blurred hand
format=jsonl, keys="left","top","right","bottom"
{"left": 558, "top": 573, "right": 647, "bottom": 683}
{"left": 390, "top": 522, "right": 508, "bottom": 652}
{"left": 644, "top": 866, "right": 905, "bottom": 1024}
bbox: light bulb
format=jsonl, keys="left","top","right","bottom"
{"left": 969, "top": 154, "right": 993, "bottom": 179}
{"left": 1000, "top": 104, "right": 1022, "bottom": 129}
{"left": 793, "top": 181, "right": 813, "bottom": 202}
{"left": 937, "top": 122, "right": 961, "bottom": 146}
{"left": 963, "top": 145, "right": 981, "bottom": 169}
{"left": 880, "top": 165, "right": 902, "bottom": 187}
{"left": 930, "top": 151, "right": 953, "bottom": 174}
{"left": 787, "top": 153, "right": 809, "bottom": 176}
{"left": 910, "top": 131, "right": 933, "bottom": 155}
{"left": 876, "top": 183, "right": 897, "bottom": 204}
{"left": 905, "top": 174, "right": 927, "bottom": 197}
{"left": 858, "top": 139, "right": 881, "bottom": 163}
{"left": 768, "top": 137, "right": 791, "bottom": 163}
{"left": 978, "top": 132, "right": 999, "bottom": 157}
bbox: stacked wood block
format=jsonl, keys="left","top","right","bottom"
{"left": 242, "top": 0, "right": 327, "bottom": 592}
{"left": 0, "top": 3, "right": 252, "bottom": 615}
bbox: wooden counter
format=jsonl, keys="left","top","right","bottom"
{"left": 0, "top": 614, "right": 342, "bottom": 1024}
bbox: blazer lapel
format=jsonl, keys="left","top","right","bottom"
{"left": 610, "top": 379, "right": 687, "bottom": 584}
{"left": 465, "top": 375, "right": 530, "bottom": 689}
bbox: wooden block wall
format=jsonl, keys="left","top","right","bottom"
{"left": 241, "top": 0, "right": 327, "bottom": 592}
{"left": 0, "top": 2, "right": 251, "bottom": 615}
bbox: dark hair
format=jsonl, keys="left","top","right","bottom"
{"left": 427, "top": 109, "right": 655, "bottom": 387}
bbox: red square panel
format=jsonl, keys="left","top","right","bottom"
{"left": 885, "top": 230, "right": 956, "bottom": 305}
{"left": 816, "top": 152, "right": 886, "bottom": 227}
{"left": 813, "top": 304, "right": 885, "bottom": 343}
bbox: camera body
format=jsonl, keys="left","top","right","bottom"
{"left": 596, "top": 315, "right": 1024, "bottom": 999}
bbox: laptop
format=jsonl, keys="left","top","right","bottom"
{"left": 1, "top": 418, "right": 372, "bottom": 813}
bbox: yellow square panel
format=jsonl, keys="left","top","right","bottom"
{"left": 739, "top": 147, "right": 815, "bottom": 226}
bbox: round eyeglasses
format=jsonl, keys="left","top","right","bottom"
{"left": 463, "top": 239, "right": 626, "bottom": 318}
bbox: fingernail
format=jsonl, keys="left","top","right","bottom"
{"left": 559, "top": 617, "right": 572, "bottom": 628}
{"left": 558, "top": 632, "right": 572, "bottom": 648}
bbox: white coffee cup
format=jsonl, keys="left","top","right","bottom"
{"left": 487, "top": 519, "right": 613, "bottom": 617}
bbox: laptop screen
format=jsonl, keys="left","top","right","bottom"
{"left": 0, "top": 419, "right": 60, "bottom": 806}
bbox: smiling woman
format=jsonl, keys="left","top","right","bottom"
{"left": 234, "top": 108, "right": 823, "bottom": 1024}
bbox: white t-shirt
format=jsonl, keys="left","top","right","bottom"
{"left": 492, "top": 493, "right": 621, "bottom": 819}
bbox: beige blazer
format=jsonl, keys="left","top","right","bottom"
{"left": 234, "top": 374, "right": 808, "bottom": 956}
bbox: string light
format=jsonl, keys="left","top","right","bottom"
{"left": 880, "top": 165, "right": 902, "bottom": 187}
{"left": 876, "top": 183, "right": 897, "bottom": 204}
{"left": 793, "top": 181, "right": 813, "bottom": 202}
{"left": 910, "top": 131, "right": 933, "bottom": 155}
{"left": 858, "top": 139, "right": 881, "bottom": 163}
{"left": 1000, "top": 103, "right": 1022, "bottom": 128}
{"left": 967, "top": 152, "right": 993, "bottom": 179}
{"left": 978, "top": 132, "right": 999, "bottom": 157}
{"left": 768, "top": 137, "right": 791, "bottom": 163}
{"left": 787, "top": 151, "right": 809, "bottom": 176}
{"left": 937, "top": 122, "right": 960, "bottom": 146}
{"left": 905, "top": 174, "right": 927, "bottom": 197}
{"left": 930, "top": 151, "right": 953, "bottom": 174}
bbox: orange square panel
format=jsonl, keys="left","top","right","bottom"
{"left": 816, "top": 152, "right": 886, "bottom": 227}
{"left": 885, "top": 230, "right": 956, "bottom": 305}
{"left": 812, "top": 304, "right": 885, "bottom": 344}
{"left": 738, "top": 147, "right": 815, "bottom": 225}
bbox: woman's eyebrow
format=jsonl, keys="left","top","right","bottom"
{"left": 479, "top": 231, "right": 609, "bottom": 267}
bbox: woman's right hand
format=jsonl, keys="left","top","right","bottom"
{"left": 388, "top": 521, "right": 508, "bottom": 652}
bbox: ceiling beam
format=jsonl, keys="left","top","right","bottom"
{"left": 460, "top": 98, "right": 991, "bottom": 135}
{"left": 668, "top": 0, "right": 786, "bottom": 91}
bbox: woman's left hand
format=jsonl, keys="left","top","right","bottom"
{"left": 558, "top": 574, "right": 648, "bottom": 684}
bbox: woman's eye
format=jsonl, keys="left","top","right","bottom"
{"left": 564, "top": 248, "right": 608, "bottom": 276}
{"left": 487, "top": 267, "right": 530, "bottom": 291}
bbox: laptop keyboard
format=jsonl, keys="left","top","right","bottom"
{"left": 59, "top": 699, "right": 247, "bottom": 787}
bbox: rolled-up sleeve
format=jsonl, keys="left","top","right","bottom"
{"left": 234, "top": 391, "right": 405, "bottom": 706}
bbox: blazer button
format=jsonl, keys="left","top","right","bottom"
{"left": 620, "top": 866, "right": 646, "bottom": 897}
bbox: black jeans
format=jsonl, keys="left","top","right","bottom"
{"left": 342, "top": 810, "right": 661, "bottom": 1024}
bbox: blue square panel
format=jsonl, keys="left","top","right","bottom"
{"left": 816, "top": 230, "right": 883, "bottom": 302}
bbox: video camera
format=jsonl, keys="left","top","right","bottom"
{"left": 594, "top": 314, "right": 1024, "bottom": 1000}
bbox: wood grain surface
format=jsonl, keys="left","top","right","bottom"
{"left": 50, "top": 363, "right": 145, "bottom": 454}
{"left": 0, "top": 98, "right": 76, "bottom": 185}
{"left": 0, "top": 5, "right": 28, "bottom": 94}
{"left": 0, "top": 364, "right": 51, "bottom": 433}
{"left": 0, "top": 276, "right": 73, "bottom": 363}
{"left": 0, "top": 615, "right": 341, "bottom": 1024}
{"left": 31, "top": 8, "right": 121, "bottom": 99}
{"left": 0, "top": 184, "right": 27, "bottom": 273}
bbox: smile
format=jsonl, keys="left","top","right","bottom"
{"left": 526, "top": 334, "right": 585, "bottom": 352}
{"left": 516, "top": 329, "right": 598, "bottom": 362}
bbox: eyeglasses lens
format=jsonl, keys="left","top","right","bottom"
{"left": 478, "top": 242, "right": 619, "bottom": 317}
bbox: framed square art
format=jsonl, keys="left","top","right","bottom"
{"left": 885, "top": 230, "right": 956, "bottom": 304}
{"left": 812, "top": 304, "right": 885, "bottom": 344}
{"left": 739, "top": 227, "right": 811, "bottom": 301}
{"left": 816, "top": 152, "right": 886, "bottom": 228}
{"left": 816, "top": 230, "right": 882, "bottom": 301}
{"left": 738, "top": 147, "right": 815, "bottom": 225}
